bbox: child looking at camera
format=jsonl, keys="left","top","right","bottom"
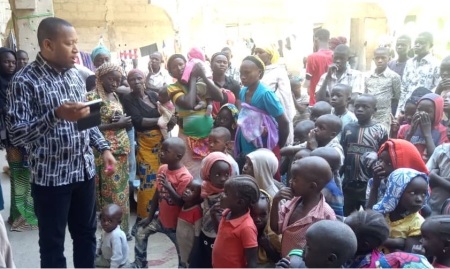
{"left": 176, "top": 178, "right": 203, "bottom": 268}
{"left": 212, "top": 175, "right": 260, "bottom": 268}
{"left": 372, "top": 168, "right": 429, "bottom": 253}
{"left": 96, "top": 204, "right": 130, "bottom": 268}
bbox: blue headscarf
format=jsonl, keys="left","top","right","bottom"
{"left": 373, "top": 168, "right": 429, "bottom": 214}
{"left": 91, "top": 45, "right": 110, "bottom": 61}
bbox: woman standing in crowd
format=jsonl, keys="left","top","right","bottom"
{"left": 235, "top": 55, "right": 289, "bottom": 172}
{"left": 121, "top": 69, "right": 164, "bottom": 234}
{"left": 87, "top": 63, "right": 132, "bottom": 238}
{"left": 166, "top": 54, "right": 223, "bottom": 178}
{"left": 210, "top": 52, "right": 241, "bottom": 112}
{"left": 0, "top": 47, "right": 37, "bottom": 231}
{"left": 254, "top": 45, "right": 296, "bottom": 145}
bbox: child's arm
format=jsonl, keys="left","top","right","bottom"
{"left": 258, "top": 236, "right": 281, "bottom": 263}
{"left": 418, "top": 112, "right": 436, "bottom": 158}
{"left": 383, "top": 238, "right": 405, "bottom": 252}
{"left": 429, "top": 170, "right": 450, "bottom": 192}
{"left": 244, "top": 247, "right": 258, "bottom": 268}
{"left": 280, "top": 145, "right": 302, "bottom": 156}
{"left": 139, "top": 190, "right": 160, "bottom": 227}
{"left": 404, "top": 236, "right": 421, "bottom": 253}
{"left": 158, "top": 173, "right": 183, "bottom": 206}
{"left": 270, "top": 187, "right": 294, "bottom": 234}
{"left": 210, "top": 202, "right": 223, "bottom": 233}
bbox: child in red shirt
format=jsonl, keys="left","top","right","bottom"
{"left": 212, "top": 175, "right": 259, "bottom": 268}
{"left": 132, "top": 137, "right": 192, "bottom": 268}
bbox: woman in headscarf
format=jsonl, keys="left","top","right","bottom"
{"left": 235, "top": 55, "right": 289, "bottom": 175}
{"left": 0, "top": 47, "right": 38, "bottom": 231}
{"left": 398, "top": 93, "right": 449, "bottom": 161}
{"left": 166, "top": 54, "right": 223, "bottom": 178}
{"left": 210, "top": 52, "right": 240, "bottom": 111}
{"left": 366, "top": 139, "right": 428, "bottom": 209}
{"left": 120, "top": 68, "right": 164, "bottom": 235}
{"left": 243, "top": 148, "right": 280, "bottom": 197}
{"left": 254, "top": 45, "right": 296, "bottom": 145}
{"left": 86, "top": 62, "right": 132, "bottom": 238}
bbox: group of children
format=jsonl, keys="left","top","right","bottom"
{"left": 90, "top": 51, "right": 450, "bottom": 268}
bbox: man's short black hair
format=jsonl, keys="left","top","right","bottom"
{"left": 37, "top": 17, "right": 73, "bottom": 47}
{"left": 314, "top": 29, "right": 330, "bottom": 42}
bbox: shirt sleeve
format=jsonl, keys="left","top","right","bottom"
{"left": 89, "top": 127, "right": 111, "bottom": 152}
{"left": 176, "top": 170, "right": 193, "bottom": 195}
{"left": 426, "top": 146, "right": 441, "bottom": 171}
{"left": 315, "top": 73, "right": 327, "bottom": 93}
{"left": 109, "top": 235, "right": 126, "bottom": 268}
{"left": 366, "top": 178, "right": 373, "bottom": 200}
{"left": 240, "top": 224, "right": 258, "bottom": 249}
{"left": 397, "top": 62, "right": 412, "bottom": 114}
{"left": 167, "top": 84, "right": 186, "bottom": 104}
{"left": 352, "top": 71, "right": 365, "bottom": 93}
{"left": 305, "top": 55, "right": 314, "bottom": 79}
{"left": 6, "top": 78, "right": 60, "bottom": 146}
{"left": 392, "top": 73, "right": 402, "bottom": 101}
{"left": 262, "top": 90, "right": 284, "bottom": 118}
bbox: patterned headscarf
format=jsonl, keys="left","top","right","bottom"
{"left": 373, "top": 168, "right": 429, "bottom": 214}
{"left": 91, "top": 45, "right": 110, "bottom": 62}
{"left": 218, "top": 103, "right": 239, "bottom": 125}
{"left": 200, "top": 152, "right": 232, "bottom": 198}
{"left": 95, "top": 63, "right": 123, "bottom": 100}
{"left": 377, "top": 139, "right": 428, "bottom": 174}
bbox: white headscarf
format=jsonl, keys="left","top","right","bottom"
{"left": 247, "top": 148, "right": 279, "bottom": 197}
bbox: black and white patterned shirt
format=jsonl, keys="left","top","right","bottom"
{"left": 6, "top": 53, "right": 110, "bottom": 187}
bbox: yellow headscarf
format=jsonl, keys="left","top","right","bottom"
{"left": 258, "top": 44, "right": 280, "bottom": 64}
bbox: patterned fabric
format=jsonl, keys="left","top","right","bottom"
{"left": 278, "top": 195, "right": 336, "bottom": 256}
{"left": 340, "top": 122, "right": 388, "bottom": 183}
{"left": 236, "top": 103, "right": 279, "bottom": 155}
{"left": 322, "top": 180, "right": 344, "bottom": 218}
{"left": 315, "top": 68, "right": 365, "bottom": 94}
{"left": 86, "top": 91, "right": 130, "bottom": 155}
{"left": 365, "top": 68, "right": 402, "bottom": 129}
{"left": 397, "top": 53, "right": 441, "bottom": 113}
{"left": 373, "top": 168, "right": 429, "bottom": 214}
{"left": 376, "top": 252, "right": 432, "bottom": 268}
{"left": 136, "top": 130, "right": 162, "bottom": 219}
{"left": 6, "top": 146, "right": 38, "bottom": 231}
{"left": 6, "top": 53, "right": 110, "bottom": 186}
{"left": 96, "top": 154, "right": 130, "bottom": 234}
{"left": 185, "top": 136, "right": 209, "bottom": 159}
{"left": 346, "top": 249, "right": 383, "bottom": 268}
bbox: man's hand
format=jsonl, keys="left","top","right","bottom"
{"left": 102, "top": 150, "right": 116, "bottom": 177}
{"left": 306, "top": 129, "right": 318, "bottom": 150}
{"left": 55, "top": 102, "right": 90, "bottom": 121}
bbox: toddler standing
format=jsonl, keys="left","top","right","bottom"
{"left": 176, "top": 178, "right": 203, "bottom": 268}
{"left": 96, "top": 204, "right": 129, "bottom": 268}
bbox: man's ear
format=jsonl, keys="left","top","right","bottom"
{"left": 177, "top": 153, "right": 183, "bottom": 160}
{"left": 42, "top": 39, "right": 54, "bottom": 52}
{"left": 327, "top": 253, "right": 338, "bottom": 265}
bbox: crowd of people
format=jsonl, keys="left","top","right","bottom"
{"left": 0, "top": 16, "right": 450, "bottom": 269}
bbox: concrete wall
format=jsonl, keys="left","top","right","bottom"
{"left": 53, "top": 0, "right": 175, "bottom": 58}
{"left": 0, "top": 0, "right": 12, "bottom": 46}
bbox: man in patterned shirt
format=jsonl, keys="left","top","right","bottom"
{"left": 6, "top": 17, "right": 116, "bottom": 268}
{"left": 365, "top": 47, "right": 401, "bottom": 131}
{"left": 397, "top": 32, "right": 440, "bottom": 115}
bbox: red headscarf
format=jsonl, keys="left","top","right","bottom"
{"left": 200, "top": 152, "right": 232, "bottom": 198}
{"left": 377, "top": 139, "right": 429, "bottom": 174}
{"left": 127, "top": 68, "right": 145, "bottom": 81}
{"left": 419, "top": 93, "right": 444, "bottom": 127}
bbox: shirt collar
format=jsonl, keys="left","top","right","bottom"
{"left": 36, "top": 53, "right": 73, "bottom": 75}
{"left": 413, "top": 53, "right": 433, "bottom": 64}
{"left": 223, "top": 209, "right": 251, "bottom": 228}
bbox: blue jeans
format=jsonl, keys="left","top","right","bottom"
{"left": 134, "top": 218, "right": 179, "bottom": 268}
{"left": 127, "top": 128, "right": 137, "bottom": 185}
{"left": 31, "top": 177, "right": 97, "bottom": 268}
